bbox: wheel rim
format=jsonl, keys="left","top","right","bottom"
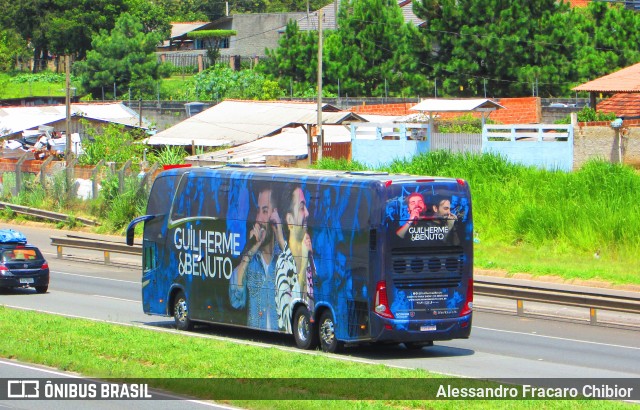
{"left": 175, "top": 298, "right": 188, "bottom": 323}
{"left": 296, "top": 314, "right": 310, "bottom": 342}
{"left": 320, "top": 318, "right": 335, "bottom": 346}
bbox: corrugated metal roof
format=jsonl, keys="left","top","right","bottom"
{"left": 0, "top": 103, "right": 151, "bottom": 138}
{"left": 147, "top": 100, "right": 361, "bottom": 147}
{"left": 410, "top": 98, "right": 505, "bottom": 112}
{"left": 573, "top": 63, "right": 640, "bottom": 93}
{"left": 186, "top": 125, "right": 351, "bottom": 164}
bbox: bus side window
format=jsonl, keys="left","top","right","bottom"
{"left": 143, "top": 241, "right": 157, "bottom": 272}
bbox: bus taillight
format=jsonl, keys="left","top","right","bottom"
{"left": 374, "top": 281, "right": 395, "bottom": 319}
{"left": 460, "top": 278, "right": 474, "bottom": 316}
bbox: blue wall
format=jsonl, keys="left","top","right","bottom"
{"left": 351, "top": 123, "right": 430, "bottom": 168}
{"left": 482, "top": 125, "right": 574, "bottom": 171}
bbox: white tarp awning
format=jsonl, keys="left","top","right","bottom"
{"left": 410, "top": 98, "right": 505, "bottom": 112}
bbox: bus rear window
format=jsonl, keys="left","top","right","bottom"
{"left": 384, "top": 181, "right": 471, "bottom": 248}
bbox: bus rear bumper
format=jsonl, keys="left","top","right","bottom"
{"left": 371, "top": 314, "right": 472, "bottom": 343}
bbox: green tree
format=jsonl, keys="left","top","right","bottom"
{"left": 73, "top": 13, "right": 169, "bottom": 99}
{"left": 573, "top": 2, "right": 640, "bottom": 83}
{"left": 187, "top": 30, "right": 237, "bottom": 66}
{"left": 2, "top": 0, "right": 128, "bottom": 70}
{"left": 323, "top": 0, "right": 417, "bottom": 97}
{"left": 413, "top": 0, "right": 583, "bottom": 97}
{"left": 261, "top": 20, "right": 319, "bottom": 95}
{"left": 124, "top": 0, "right": 172, "bottom": 37}
{"left": 0, "top": 28, "right": 31, "bottom": 71}
{"left": 156, "top": 0, "right": 225, "bottom": 22}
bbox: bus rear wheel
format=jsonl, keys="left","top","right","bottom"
{"left": 173, "top": 291, "right": 193, "bottom": 331}
{"left": 318, "top": 310, "right": 342, "bottom": 353}
{"left": 404, "top": 341, "right": 433, "bottom": 350}
{"left": 293, "top": 306, "right": 318, "bottom": 350}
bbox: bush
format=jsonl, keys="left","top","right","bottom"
{"left": 556, "top": 107, "right": 617, "bottom": 124}
{"left": 194, "top": 64, "right": 284, "bottom": 101}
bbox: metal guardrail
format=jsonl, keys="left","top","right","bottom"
{"left": 474, "top": 281, "right": 640, "bottom": 325}
{"left": 0, "top": 202, "right": 99, "bottom": 226}
{"left": 49, "top": 235, "right": 640, "bottom": 325}
{"left": 50, "top": 236, "right": 141, "bottom": 265}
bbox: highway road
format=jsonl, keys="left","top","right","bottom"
{"left": 2, "top": 222, "right": 640, "bottom": 382}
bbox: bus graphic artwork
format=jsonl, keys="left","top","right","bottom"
{"left": 127, "top": 166, "right": 473, "bottom": 353}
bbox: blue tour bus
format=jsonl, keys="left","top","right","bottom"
{"left": 126, "top": 165, "right": 473, "bottom": 352}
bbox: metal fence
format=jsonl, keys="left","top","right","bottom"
{"left": 431, "top": 133, "right": 482, "bottom": 154}
{"left": 310, "top": 142, "right": 351, "bottom": 162}
{"left": 0, "top": 155, "right": 156, "bottom": 201}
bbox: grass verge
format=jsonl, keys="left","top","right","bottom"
{"left": 0, "top": 307, "right": 630, "bottom": 409}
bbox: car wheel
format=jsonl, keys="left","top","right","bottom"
{"left": 293, "top": 306, "right": 318, "bottom": 350}
{"left": 34, "top": 285, "right": 48, "bottom": 294}
{"left": 318, "top": 310, "right": 342, "bottom": 353}
{"left": 173, "top": 291, "right": 193, "bottom": 331}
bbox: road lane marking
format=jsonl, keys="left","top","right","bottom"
{"left": 476, "top": 326, "right": 640, "bottom": 350}
{"left": 53, "top": 271, "right": 138, "bottom": 284}
{"left": 0, "top": 358, "right": 82, "bottom": 378}
{"left": 0, "top": 359, "right": 230, "bottom": 407}
{"left": 92, "top": 295, "right": 138, "bottom": 303}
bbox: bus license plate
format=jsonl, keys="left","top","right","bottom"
{"left": 420, "top": 325, "right": 436, "bottom": 332}
{"left": 19, "top": 278, "right": 34, "bottom": 284}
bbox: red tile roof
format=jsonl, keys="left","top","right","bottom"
{"left": 573, "top": 62, "right": 640, "bottom": 92}
{"left": 596, "top": 93, "right": 640, "bottom": 118}
{"left": 565, "top": 0, "right": 590, "bottom": 7}
{"left": 348, "top": 97, "right": 541, "bottom": 124}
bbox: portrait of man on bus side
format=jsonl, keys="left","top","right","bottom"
{"left": 396, "top": 192, "right": 429, "bottom": 239}
{"left": 275, "top": 183, "right": 316, "bottom": 333}
{"left": 427, "top": 195, "right": 461, "bottom": 246}
{"left": 228, "top": 183, "right": 285, "bottom": 331}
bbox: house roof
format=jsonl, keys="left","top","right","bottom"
{"left": 169, "top": 22, "right": 214, "bottom": 40}
{"left": 573, "top": 63, "right": 640, "bottom": 93}
{"left": 565, "top": 0, "right": 590, "bottom": 7}
{"left": 0, "top": 102, "right": 151, "bottom": 138}
{"left": 596, "top": 93, "right": 640, "bottom": 118}
{"left": 410, "top": 98, "right": 505, "bottom": 112}
{"left": 186, "top": 125, "right": 352, "bottom": 165}
{"left": 295, "top": 0, "right": 423, "bottom": 31}
{"left": 146, "top": 100, "right": 366, "bottom": 147}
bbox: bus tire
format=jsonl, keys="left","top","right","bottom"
{"left": 318, "top": 310, "right": 342, "bottom": 353}
{"left": 173, "top": 291, "right": 193, "bottom": 331}
{"left": 404, "top": 341, "right": 433, "bottom": 350}
{"left": 292, "top": 306, "right": 318, "bottom": 350}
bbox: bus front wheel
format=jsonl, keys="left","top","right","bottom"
{"left": 318, "top": 310, "right": 342, "bottom": 353}
{"left": 173, "top": 291, "right": 193, "bottom": 331}
{"left": 293, "top": 306, "right": 318, "bottom": 350}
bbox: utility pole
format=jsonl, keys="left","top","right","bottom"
{"left": 316, "top": 9, "right": 323, "bottom": 162}
{"left": 65, "top": 55, "right": 71, "bottom": 160}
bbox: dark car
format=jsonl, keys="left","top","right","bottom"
{"left": 0, "top": 243, "right": 49, "bottom": 293}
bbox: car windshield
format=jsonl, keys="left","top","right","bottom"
{"left": 2, "top": 248, "right": 39, "bottom": 262}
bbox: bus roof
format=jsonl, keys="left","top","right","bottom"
{"left": 160, "top": 165, "right": 462, "bottom": 185}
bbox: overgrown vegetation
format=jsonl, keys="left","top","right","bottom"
{"left": 194, "top": 64, "right": 283, "bottom": 101}
{"left": 316, "top": 152, "right": 640, "bottom": 285}
{"left": 0, "top": 72, "right": 70, "bottom": 99}
{"left": 556, "top": 107, "right": 618, "bottom": 124}
{"left": 78, "top": 122, "right": 147, "bottom": 166}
